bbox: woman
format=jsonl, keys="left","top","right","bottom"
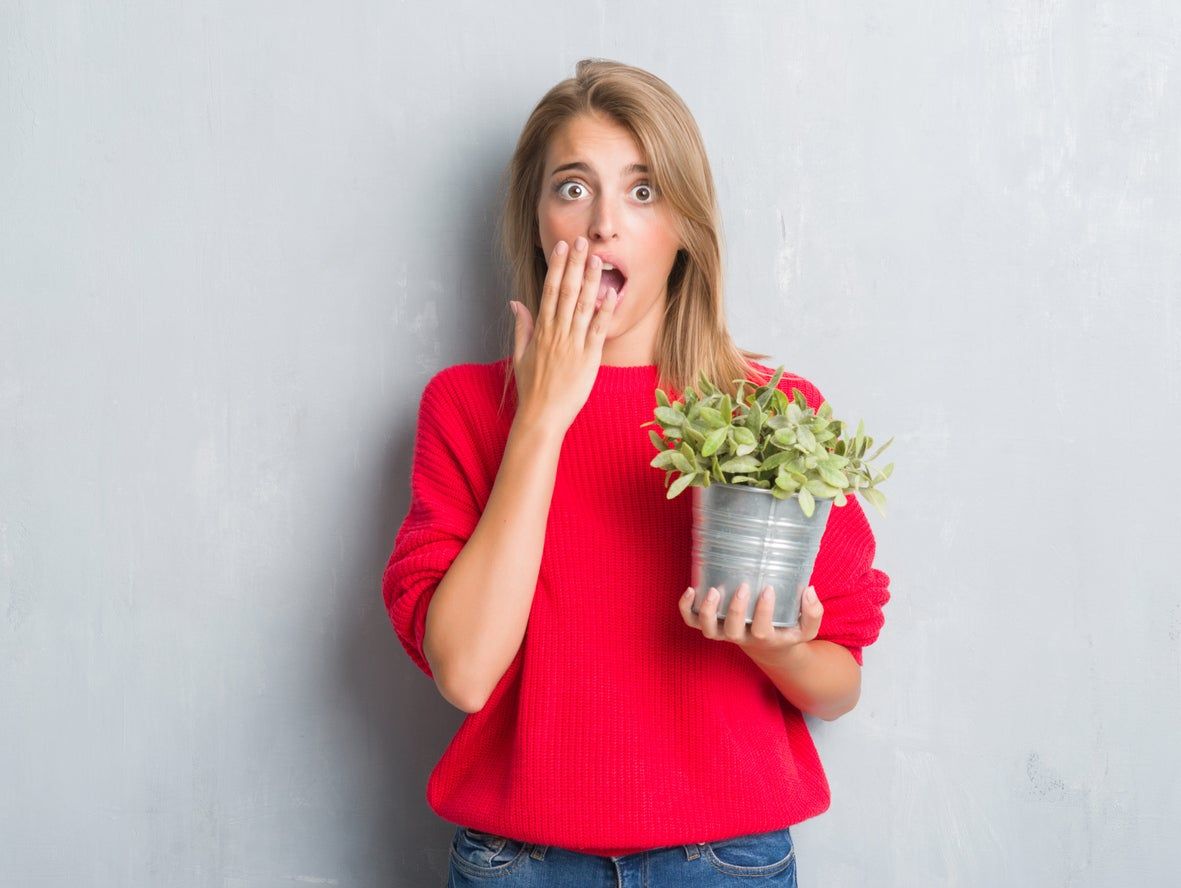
{"left": 382, "top": 58, "right": 890, "bottom": 887}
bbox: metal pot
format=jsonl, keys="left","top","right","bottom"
{"left": 689, "top": 483, "right": 834, "bottom": 627}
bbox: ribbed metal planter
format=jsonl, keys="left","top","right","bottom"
{"left": 690, "top": 483, "right": 834, "bottom": 627}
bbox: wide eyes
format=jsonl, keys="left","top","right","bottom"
{"left": 555, "top": 180, "right": 657, "bottom": 204}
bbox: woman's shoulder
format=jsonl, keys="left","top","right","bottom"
{"left": 421, "top": 356, "right": 511, "bottom": 401}
{"left": 417, "top": 358, "right": 516, "bottom": 438}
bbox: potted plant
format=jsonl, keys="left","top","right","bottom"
{"left": 643, "top": 366, "right": 894, "bottom": 627}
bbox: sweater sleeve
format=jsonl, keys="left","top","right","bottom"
{"left": 809, "top": 493, "right": 890, "bottom": 667}
{"left": 381, "top": 370, "right": 483, "bottom": 680}
{"left": 775, "top": 373, "right": 891, "bottom": 668}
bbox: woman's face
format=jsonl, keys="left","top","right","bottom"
{"left": 536, "top": 112, "right": 683, "bottom": 363}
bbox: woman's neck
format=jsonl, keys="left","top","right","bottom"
{"left": 598, "top": 288, "right": 665, "bottom": 367}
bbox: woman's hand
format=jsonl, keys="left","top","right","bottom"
{"left": 510, "top": 236, "right": 619, "bottom": 434}
{"left": 678, "top": 582, "right": 823, "bottom": 663}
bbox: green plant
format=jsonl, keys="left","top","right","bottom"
{"left": 642, "top": 366, "right": 894, "bottom": 517}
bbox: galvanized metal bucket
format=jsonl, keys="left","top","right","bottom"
{"left": 690, "top": 483, "right": 834, "bottom": 627}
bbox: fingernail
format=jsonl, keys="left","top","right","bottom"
{"left": 760, "top": 586, "right": 772, "bottom": 602}
{"left": 555, "top": 240, "right": 568, "bottom": 255}
{"left": 708, "top": 588, "right": 720, "bottom": 604}
{"left": 575, "top": 235, "right": 587, "bottom": 250}
{"left": 683, "top": 587, "right": 694, "bottom": 599}
{"left": 736, "top": 584, "right": 749, "bottom": 601}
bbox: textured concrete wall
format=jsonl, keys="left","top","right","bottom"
{"left": 3, "top": 2, "right": 1178, "bottom": 886}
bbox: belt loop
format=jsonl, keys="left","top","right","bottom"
{"left": 529, "top": 844, "right": 549, "bottom": 860}
{"left": 682, "top": 843, "right": 702, "bottom": 860}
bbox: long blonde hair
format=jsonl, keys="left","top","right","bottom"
{"left": 495, "top": 58, "right": 772, "bottom": 411}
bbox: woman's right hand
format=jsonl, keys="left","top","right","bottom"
{"left": 509, "top": 236, "right": 620, "bottom": 434}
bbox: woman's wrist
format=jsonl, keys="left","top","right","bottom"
{"left": 510, "top": 410, "right": 568, "bottom": 448}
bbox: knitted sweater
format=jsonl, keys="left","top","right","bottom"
{"left": 381, "top": 356, "right": 890, "bottom": 856}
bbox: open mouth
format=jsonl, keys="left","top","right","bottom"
{"left": 597, "top": 267, "right": 627, "bottom": 306}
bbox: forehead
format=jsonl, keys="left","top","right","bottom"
{"left": 544, "top": 114, "right": 646, "bottom": 171}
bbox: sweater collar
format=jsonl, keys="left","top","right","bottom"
{"left": 492, "top": 356, "right": 660, "bottom": 401}
{"left": 589, "top": 363, "right": 659, "bottom": 398}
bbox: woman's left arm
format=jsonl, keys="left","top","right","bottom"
{"left": 678, "top": 582, "right": 861, "bottom": 721}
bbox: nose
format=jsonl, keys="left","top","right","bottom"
{"left": 588, "top": 195, "right": 618, "bottom": 242}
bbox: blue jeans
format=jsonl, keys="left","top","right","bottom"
{"left": 446, "top": 825, "right": 797, "bottom": 886}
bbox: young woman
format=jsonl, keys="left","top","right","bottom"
{"left": 382, "top": 58, "right": 890, "bottom": 887}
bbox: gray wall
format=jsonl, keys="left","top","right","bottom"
{"left": 3, "top": 3, "right": 1178, "bottom": 886}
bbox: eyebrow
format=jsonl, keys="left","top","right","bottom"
{"left": 549, "top": 161, "right": 649, "bottom": 178}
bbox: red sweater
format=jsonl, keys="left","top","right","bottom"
{"left": 382, "top": 356, "right": 890, "bottom": 856}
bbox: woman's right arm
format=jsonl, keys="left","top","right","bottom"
{"left": 422, "top": 412, "right": 564, "bottom": 713}
{"left": 422, "top": 236, "right": 618, "bottom": 713}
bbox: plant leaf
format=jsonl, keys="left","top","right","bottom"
{"left": 731, "top": 426, "right": 757, "bottom": 446}
{"left": 681, "top": 421, "right": 706, "bottom": 448}
{"left": 860, "top": 486, "right": 887, "bottom": 516}
{"left": 667, "top": 471, "right": 697, "bottom": 499}
{"left": 818, "top": 464, "right": 849, "bottom": 488}
{"left": 774, "top": 473, "right": 799, "bottom": 492}
{"left": 698, "top": 406, "right": 726, "bottom": 429}
{"left": 700, "top": 426, "right": 727, "bottom": 457}
{"left": 759, "top": 450, "right": 794, "bottom": 472}
{"left": 866, "top": 437, "right": 895, "bottom": 462}
{"left": 798, "top": 486, "right": 815, "bottom": 517}
{"left": 655, "top": 406, "right": 683, "bottom": 426}
{"left": 720, "top": 455, "right": 760, "bottom": 473}
{"left": 805, "top": 478, "right": 840, "bottom": 498}
{"left": 650, "top": 450, "right": 679, "bottom": 470}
